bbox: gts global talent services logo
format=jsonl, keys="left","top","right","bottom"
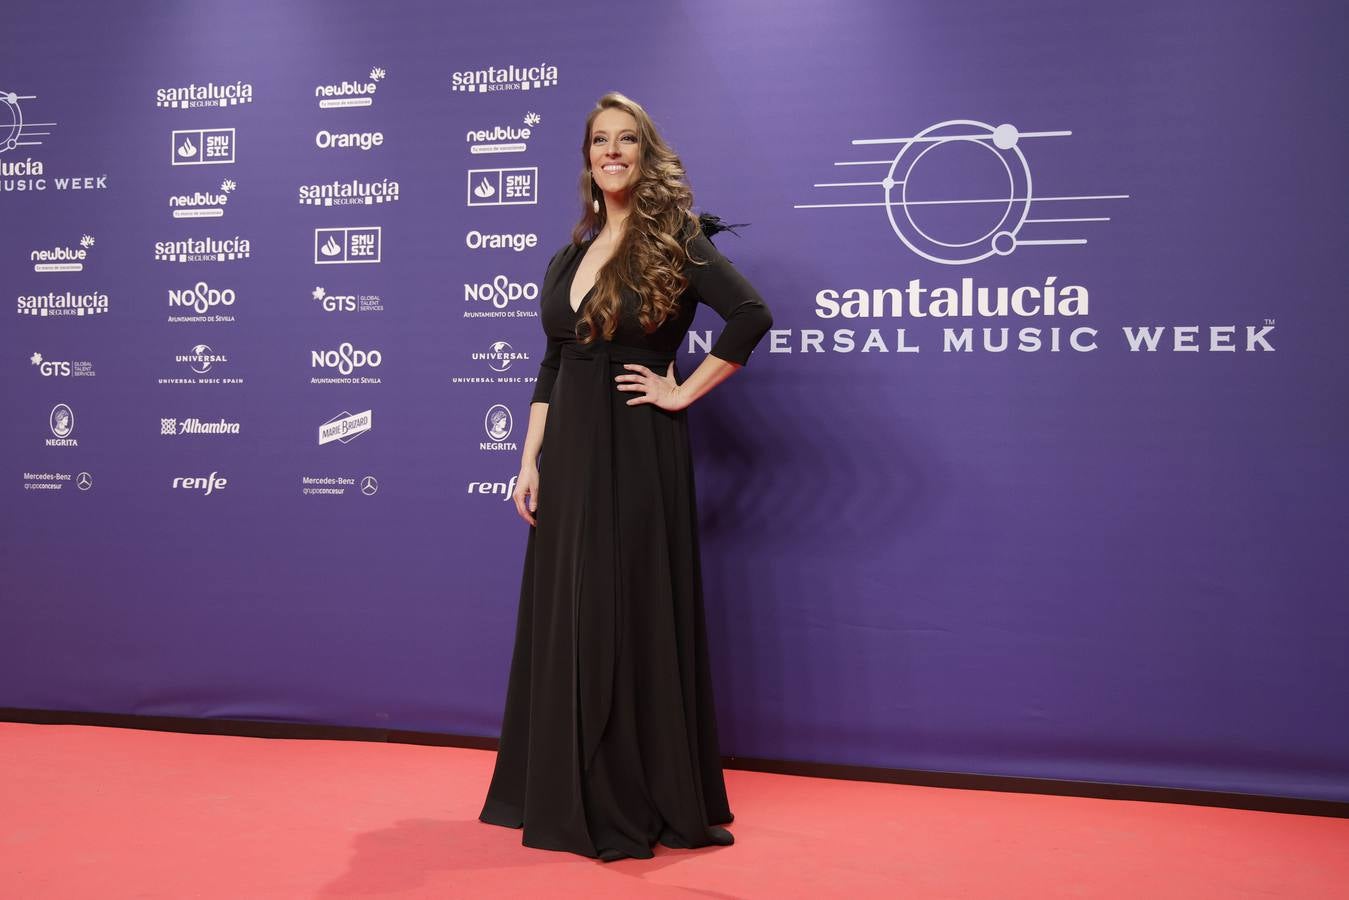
{"left": 171, "top": 128, "right": 235, "bottom": 166}
{"left": 31, "top": 352, "right": 96, "bottom": 377}
{"left": 31, "top": 234, "right": 94, "bottom": 272}
{"left": 467, "top": 111, "right": 540, "bottom": 155}
{"left": 451, "top": 62, "right": 558, "bottom": 94}
{"left": 315, "top": 66, "right": 385, "bottom": 109}
{"left": 169, "top": 178, "right": 236, "bottom": 219}
{"left": 312, "top": 285, "right": 383, "bottom": 313}
{"left": 155, "top": 80, "right": 254, "bottom": 109}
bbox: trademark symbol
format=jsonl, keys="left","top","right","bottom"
{"left": 1264, "top": 318, "right": 1275, "bottom": 326}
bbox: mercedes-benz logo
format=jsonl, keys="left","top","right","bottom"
{"left": 360, "top": 475, "right": 379, "bottom": 496}
{"left": 76, "top": 471, "right": 93, "bottom": 491}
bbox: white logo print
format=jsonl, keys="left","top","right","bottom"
{"left": 31, "top": 351, "right": 95, "bottom": 377}
{"left": 156, "top": 81, "right": 253, "bottom": 109}
{"left": 450, "top": 63, "right": 558, "bottom": 93}
{"left": 170, "top": 178, "right": 235, "bottom": 218}
{"left": 172, "top": 471, "right": 228, "bottom": 495}
{"left": 315, "top": 66, "right": 385, "bottom": 109}
{"left": 1, "top": 89, "right": 53, "bottom": 154}
{"left": 467, "top": 167, "right": 537, "bottom": 206}
{"left": 47, "top": 403, "right": 77, "bottom": 446}
{"left": 319, "top": 409, "right": 372, "bottom": 445}
{"left": 171, "top": 128, "right": 235, "bottom": 166}
{"left": 310, "top": 342, "right": 383, "bottom": 375}
{"left": 314, "top": 227, "right": 381, "bottom": 264}
{"left": 31, "top": 234, "right": 94, "bottom": 272}
{"left": 154, "top": 235, "right": 250, "bottom": 263}
{"left": 169, "top": 281, "right": 236, "bottom": 314}
{"left": 481, "top": 404, "right": 518, "bottom": 452}
{"left": 161, "top": 417, "right": 241, "bottom": 436}
{"left": 311, "top": 286, "right": 383, "bottom": 313}
{"left": 795, "top": 119, "right": 1128, "bottom": 265}
{"left": 298, "top": 177, "right": 399, "bottom": 206}
{"left": 467, "top": 111, "right": 540, "bottom": 154}
{"left": 463, "top": 275, "right": 539, "bottom": 317}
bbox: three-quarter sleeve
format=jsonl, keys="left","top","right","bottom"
{"left": 685, "top": 232, "right": 773, "bottom": 365}
{"left": 529, "top": 244, "right": 572, "bottom": 404}
{"left": 530, "top": 336, "right": 562, "bottom": 404}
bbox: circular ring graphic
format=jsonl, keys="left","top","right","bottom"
{"left": 884, "top": 120, "right": 1033, "bottom": 265}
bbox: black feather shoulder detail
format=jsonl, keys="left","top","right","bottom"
{"left": 696, "top": 212, "right": 750, "bottom": 243}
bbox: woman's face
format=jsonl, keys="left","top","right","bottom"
{"left": 589, "top": 107, "right": 640, "bottom": 196}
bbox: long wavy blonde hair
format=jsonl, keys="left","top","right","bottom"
{"left": 571, "top": 92, "right": 702, "bottom": 343}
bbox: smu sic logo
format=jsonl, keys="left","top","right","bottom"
{"left": 169, "top": 281, "right": 236, "bottom": 315}
{"left": 172, "top": 128, "right": 235, "bottom": 165}
{"left": 311, "top": 341, "right": 383, "bottom": 375}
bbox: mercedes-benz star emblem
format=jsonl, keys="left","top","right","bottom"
{"left": 360, "top": 475, "right": 379, "bottom": 496}
{"left": 76, "top": 471, "right": 93, "bottom": 491}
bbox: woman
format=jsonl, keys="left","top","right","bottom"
{"left": 478, "top": 92, "right": 773, "bottom": 862}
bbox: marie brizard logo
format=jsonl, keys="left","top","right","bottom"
{"left": 795, "top": 119, "right": 1128, "bottom": 265}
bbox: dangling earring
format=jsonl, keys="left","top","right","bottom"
{"left": 593, "top": 197, "right": 600, "bottom": 214}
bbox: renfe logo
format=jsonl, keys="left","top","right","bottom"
{"left": 172, "top": 471, "right": 228, "bottom": 494}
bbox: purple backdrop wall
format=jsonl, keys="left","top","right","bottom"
{"left": 3, "top": 0, "right": 1346, "bottom": 802}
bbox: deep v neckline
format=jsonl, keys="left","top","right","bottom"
{"left": 567, "top": 238, "right": 600, "bottom": 314}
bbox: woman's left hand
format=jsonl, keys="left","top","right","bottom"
{"left": 615, "top": 362, "right": 687, "bottom": 411}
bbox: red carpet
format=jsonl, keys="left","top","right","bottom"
{"left": 1, "top": 722, "right": 1344, "bottom": 898}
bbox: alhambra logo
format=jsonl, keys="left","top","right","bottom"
{"left": 155, "top": 80, "right": 254, "bottom": 109}
{"left": 450, "top": 62, "right": 558, "bottom": 94}
{"left": 795, "top": 119, "right": 1127, "bottom": 265}
{"left": 315, "top": 67, "right": 385, "bottom": 109}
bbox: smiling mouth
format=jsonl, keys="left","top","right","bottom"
{"left": 601, "top": 164, "right": 628, "bottom": 173}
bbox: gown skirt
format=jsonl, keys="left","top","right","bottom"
{"left": 478, "top": 339, "right": 734, "bottom": 860}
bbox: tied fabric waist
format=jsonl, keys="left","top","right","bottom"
{"left": 558, "top": 341, "right": 676, "bottom": 772}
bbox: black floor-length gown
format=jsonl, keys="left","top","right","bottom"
{"left": 478, "top": 221, "right": 772, "bottom": 861}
